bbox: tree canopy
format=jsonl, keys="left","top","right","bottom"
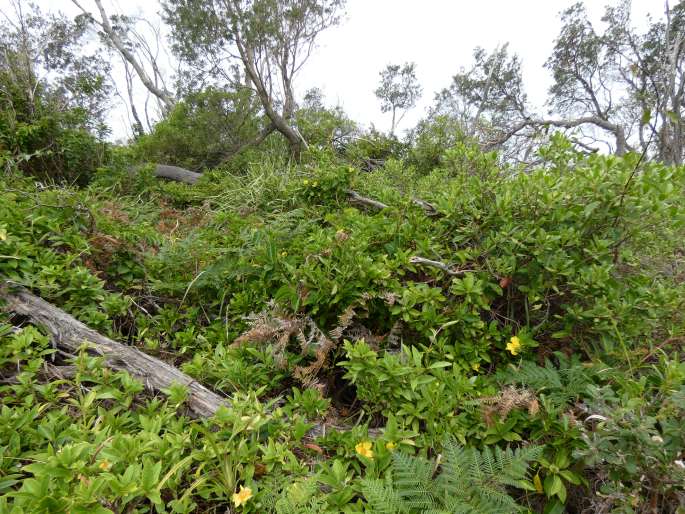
{"left": 374, "top": 62, "right": 422, "bottom": 135}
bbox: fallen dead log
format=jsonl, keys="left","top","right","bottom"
{"left": 129, "top": 164, "right": 202, "bottom": 185}
{"left": 152, "top": 164, "right": 202, "bottom": 184}
{"left": 410, "top": 197, "right": 439, "bottom": 216}
{"left": 2, "top": 286, "right": 227, "bottom": 417}
{"left": 0, "top": 286, "right": 375, "bottom": 437}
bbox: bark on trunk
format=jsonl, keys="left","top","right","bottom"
{"left": 2, "top": 287, "right": 228, "bottom": 417}
{"left": 75, "top": 0, "right": 175, "bottom": 112}
{"left": 236, "top": 35, "right": 305, "bottom": 161}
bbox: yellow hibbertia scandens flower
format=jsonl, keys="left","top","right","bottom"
{"left": 232, "top": 485, "right": 253, "bottom": 507}
{"left": 506, "top": 336, "right": 522, "bottom": 356}
{"left": 355, "top": 441, "right": 374, "bottom": 459}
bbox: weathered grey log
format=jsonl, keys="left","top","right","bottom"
{"left": 152, "top": 164, "right": 202, "bottom": 184}
{"left": 2, "top": 287, "right": 227, "bottom": 417}
{"left": 0, "top": 287, "right": 364, "bottom": 437}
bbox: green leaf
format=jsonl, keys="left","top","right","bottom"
{"left": 559, "top": 470, "right": 582, "bottom": 485}
{"left": 545, "top": 474, "right": 566, "bottom": 502}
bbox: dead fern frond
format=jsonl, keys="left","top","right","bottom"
{"left": 232, "top": 314, "right": 301, "bottom": 348}
{"left": 296, "top": 330, "right": 309, "bottom": 352}
{"left": 330, "top": 305, "right": 357, "bottom": 341}
{"left": 381, "top": 292, "right": 399, "bottom": 306}
{"left": 231, "top": 304, "right": 304, "bottom": 368}
{"left": 294, "top": 340, "right": 336, "bottom": 386}
{"left": 478, "top": 386, "right": 539, "bottom": 427}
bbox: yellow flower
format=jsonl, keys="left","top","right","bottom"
{"left": 280, "top": 251, "right": 288, "bottom": 257}
{"left": 98, "top": 460, "right": 111, "bottom": 471}
{"left": 355, "top": 441, "right": 374, "bottom": 459}
{"left": 471, "top": 362, "right": 480, "bottom": 371}
{"left": 303, "top": 179, "right": 310, "bottom": 185}
{"left": 232, "top": 485, "right": 253, "bottom": 507}
{"left": 506, "top": 336, "right": 522, "bottom": 356}
{"left": 385, "top": 441, "right": 397, "bottom": 451}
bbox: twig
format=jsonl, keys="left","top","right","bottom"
{"left": 611, "top": 135, "right": 653, "bottom": 263}
{"left": 409, "top": 256, "right": 476, "bottom": 276}
{"left": 346, "top": 190, "right": 440, "bottom": 216}
{"left": 345, "top": 189, "right": 389, "bottom": 210}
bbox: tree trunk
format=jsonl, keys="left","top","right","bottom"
{"left": 236, "top": 36, "right": 306, "bottom": 161}
{"left": 219, "top": 123, "right": 277, "bottom": 164}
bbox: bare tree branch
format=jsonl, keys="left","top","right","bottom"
{"left": 71, "top": 0, "right": 175, "bottom": 111}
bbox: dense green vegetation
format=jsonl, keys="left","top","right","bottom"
{"left": 2, "top": 0, "right": 685, "bottom": 513}
{"left": 2, "top": 133, "right": 685, "bottom": 512}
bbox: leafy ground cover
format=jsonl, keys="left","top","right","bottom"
{"left": 1, "top": 139, "right": 685, "bottom": 513}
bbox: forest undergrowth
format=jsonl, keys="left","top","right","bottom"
{"left": 1, "top": 137, "right": 685, "bottom": 513}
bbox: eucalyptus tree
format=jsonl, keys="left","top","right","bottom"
{"left": 542, "top": 0, "right": 685, "bottom": 163}
{"left": 162, "top": 0, "right": 346, "bottom": 160}
{"left": 432, "top": 1, "right": 685, "bottom": 165}
{"left": 0, "top": 0, "right": 110, "bottom": 181}
{"left": 0, "top": 0, "right": 110, "bottom": 128}
{"left": 431, "top": 44, "right": 539, "bottom": 162}
{"left": 71, "top": 0, "right": 176, "bottom": 137}
{"left": 544, "top": 2, "right": 632, "bottom": 156}
{"left": 74, "top": 0, "right": 174, "bottom": 112}
{"left": 603, "top": 0, "right": 685, "bottom": 164}
{"left": 374, "top": 62, "right": 422, "bottom": 135}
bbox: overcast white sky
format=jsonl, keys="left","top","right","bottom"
{"left": 37, "top": 0, "right": 665, "bottom": 139}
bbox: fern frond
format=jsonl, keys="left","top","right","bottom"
{"left": 360, "top": 478, "right": 404, "bottom": 514}
{"left": 466, "top": 446, "right": 485, "bottom": 483}
{"left": 475, "top": 485, "right": 522, "bottom": 511}
{"left": 392, "top": 451, "right": 435, "bottom": 509}
{"left": 438, "top": 441, "right": 469, "bottom": 497}
{"left": 499, "top": 352, "right": 594, "bottom": 407}
{"left": 330, "top": 305, "right": 356, "bottom": 340}
{"left": 366, "top": 438, "right": 536, "bottom": 514}
{"left": 479, "top": 445, "right": 497, "bottom": 479}
{"left": 272, "top": 478, "right": 325, "bottom": 514}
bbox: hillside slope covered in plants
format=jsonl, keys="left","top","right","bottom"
{"left": 2, "top": 134, "right": 685, "bottom": 513}
{"left": 2, "top": 0, "right": 685, "bottom": 512}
